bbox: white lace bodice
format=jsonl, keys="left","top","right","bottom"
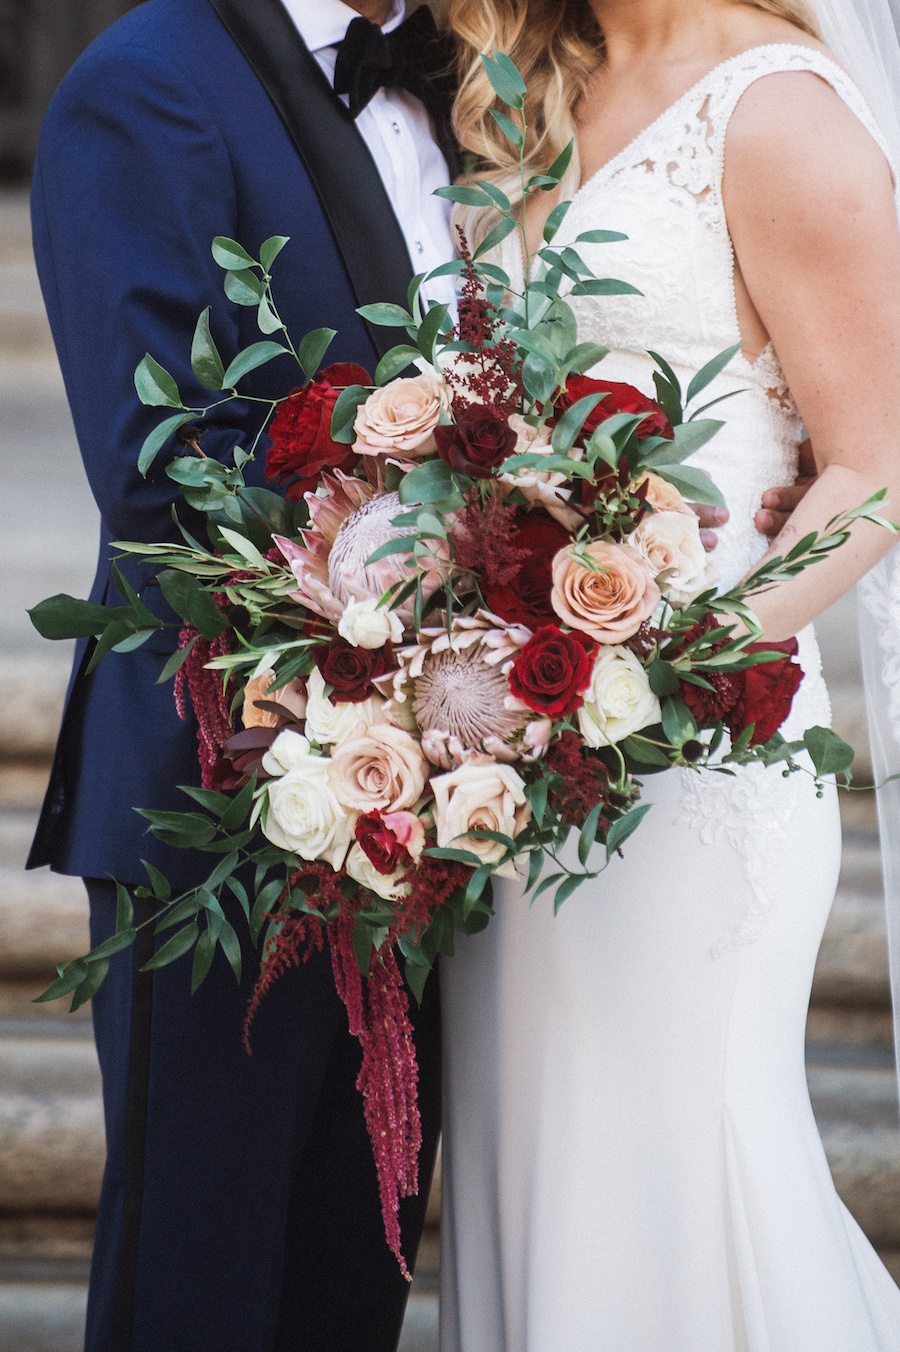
{"left": 502, "top": 42, "right": 891, "bottom": 738}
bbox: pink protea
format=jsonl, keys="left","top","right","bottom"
{"left": 274, "top": 472, "right": 447, "bottom": 626}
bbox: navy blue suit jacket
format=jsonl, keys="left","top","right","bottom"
{"left": 28, "top": 0, "right": 426, "bottom": 889}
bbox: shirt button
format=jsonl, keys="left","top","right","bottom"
{"left": 415, "top": 240, "right": 424, "bottom": 254}
{"left": 391, "top": 120, "right": 402, "bottom": 135}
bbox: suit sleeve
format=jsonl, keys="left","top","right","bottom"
{"left": 32, "top": 39, "right": 261, "bottom": 546}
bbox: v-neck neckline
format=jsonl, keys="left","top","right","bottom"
{"left": 572, "top": 41, "right": 823, "bottom": 199}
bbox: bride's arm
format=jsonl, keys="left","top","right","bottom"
{"left": 723, "top": 69, "right": 900, "bottom": 641}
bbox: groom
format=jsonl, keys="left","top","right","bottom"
{"left": 27, "top": 0, "right": 810, "bottom": 1348}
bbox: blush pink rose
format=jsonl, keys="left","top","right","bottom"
{"left": 353, "top": 374, "right": 451, "bottom": 458}
{"left": 328, "top": 723, "right": 428, "bottom": 814}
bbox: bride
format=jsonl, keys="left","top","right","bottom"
{"left": 438, "top": 0, "right": 900, "bottom": 1348}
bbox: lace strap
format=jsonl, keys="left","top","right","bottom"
{"left": 707, "top": 43, "right": 893, "bottom": 198}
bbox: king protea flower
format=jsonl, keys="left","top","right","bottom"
{"left": 274, "top": 471, "right": 448, "bottom": 626}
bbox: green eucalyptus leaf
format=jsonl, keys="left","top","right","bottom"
{"left": 70, "top": 959, "right": 111, "bottom": 1011}
{"left": 190, "top": 308, "right": 226, "bottom": 391}
{"left": 551, "top": 392, "right": 605, "bottom": 455}
{"left": 654, "top": 464, "right": 726, "bottom": 507}
{"left": 192, "top": 927, "right": 218, "bottom": 993}
{"left": 488, "top": 108, "right": 524, "bottom": 149}
{"left": 330, "top": 384, "right": 370, "bottom": 444}
{"left": 257, "top": 296, "right": 283, "bottom": 335}
{"left": 298, "top": 327, "right": 337, "bottom": 379}
{"left": 141, "top": 923, "right": 200, "bottom": 972}
{"left": 398, "top": 458, "right": 456, "bottom": 506}
{"left": 433, "top": 183, "right": 495, "bottom": 207}
{"left": 157, "top": 569, "right": 228, "bottom": 639}
{"left": 137, "top": 413, "right": 194, "bottom": 476}
{"left": 543, "top": 199, "right": 572, "bottom": 243}
{"left": 356, "top": 302, "right": 414, "bottom": 327}
{"left": 212, "top": 237, "right": 257, "bottom": 270}
{"left": 605, "top": 803, "right": 653, "bottom": 860}
{"left": 157, "top": 633, "right": 200, "bottom": 684}
{"left": 417, "top": 302, "right": 451, "bottom": 366}
{"left": 574, "top": 229, "right": 628, "bottom": 244}
{"left": 260, "top": 235, "right": 290, "bottom": 271}
{"left": 375, "top": 345, "right": 421, "bottom": 384}
{"left": 570, "top": 278, "right": 642, "bottom": 297}
{"left": 685, "top": 343, "right": 743, "bottom": 407}
{"left": 223, "top": 342, "right": 289, "bottom": 389}
{"left": 553, "top": 873, "right": 585, "bottom": 915}
{"left": 224, "top": 268, "right": 265, "bottom": 306}
{"left": 135, "top": 355, "right": 183, "bottom": 409}
{"left": 474, "top": 215, "right": 518, "bottom": 261}
{"left": 803, "top": 725, "right": 855, "bottom": 777}
{"left": 482, "top": 50, "right": 527, "bottom": 109}
{"left": 28, "top": 595, "right": 118, "bottom": 640}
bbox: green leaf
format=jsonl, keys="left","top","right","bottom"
{"left": 137, "top": 413, "right": 194, "bottom": 475}
{"left": 543, "top": 200, "right": 572, "bottom": 243}
{"left": 157, "top": 633, "right": 200, "bottom": 684}
{"left": 85, "top": 929, "right": 138, "bottom": 962}
{"left": 605, "top": 803, "right": 653, "bottom": 860}
{"left": 488, "top": 108, "right": 524, "bottom": 148}
{"left": 257, "top": 295, "right": 283, "bottom": 334}
{"left": 250, "top": 878, "right": 285, "bottom": 943}
{"left": 521, "top": 352, "right": 557, "bottom": 404}
{"left": 669, "top": 419, "right": 725, "bottom": 459}
{"left": 192, "top": 927, "right": 218, "bottom": 993}
{"left": 134, "top": 354, "right": 183, "bottom": 409}
{"left": 141, "top": 923, "right": 200, "bottom": 972}
{"left": 70, "top": 959, "right": 111, "bottom": 1012}
{"left": 157, "top": 570, "right": 228, "bottom": 638}
{"left": 474, "top": 215, "right": 518, "bottom": 261}
{"left": 356, "top": 302, "right": 414, "bottom": 328}
{"left": 216, "top": 526, "right": 267, "bottom": 569}
{"left": 28, "top": 595, "right": 117, "bottom": 640}
{"left": 553, "top": 873, "right": 585, "bottom": 915}
{"left": 86, "top": 618, "right": 140, "bottom": 673}
{"left": 417, "top": 302, "right": 451, "bottom": 367}
{"left": 398, "top": 457, "right": 456, "bottom": 505}
{"left": 803, "top": 725, "right": 855, "bottom": 777}
{"left": 352, "top": 918, "right": 374, "bottom": 974}
{"left": 433, "top": 184, "right": 495, "bottom": 208}
{"left": 260, "top": 235, "right": 290, "bottom": 272}
{"left": 190, "top": 308, "right": 226, "bottom": 391}
{"left": 574, "top": 229, "right": 628, "bottom": 244}
{"left": 212, "top": 237, "right": 257, "bottom": 270}
{"left": 140, "top": 863, "right": 171, "bottom": 902}
{"left": 544, "top": 139, "right": 575, "bottom": 184}
{"left": 482, "top": 50, "right": 527, "bottom": 109}
{"left": 525, "top": 775, "right": 549, "bottom": 829}
{"left": 570, "top": 279, "right": 642, "bottom": 297}
{"left": 654, "top": 464, "right": 726, "bottom": 507}
{"left": 298, "top": 327, "right": 337, "bottom": 380}
{"left": 620, "top": 735, "right": 673, "bottom": 770}
{"left": 116, "top": 882, "right": 136, "bottom": 928}
{"left": 578, "top": 803, "right": 604, "bottom": 866}
{"left": 111, "top": 629, "right": 157, "bottom": 654}
{"left": 217, "top": 916, "right": 243, "bottom": 983}
{"left": 330, "top": 384, "right": 370, "bottom": 444}
{"left": 404, "top": 956, "right": 432, "bottom": 1005}
{"left": 225, "top": 269, "right": 265, "bottom": 306}
{"left": 223, "top": 342, "right": 289, "bottom": 388}
{"left": 648, "top": 658, "right": 681, "bottom": 697}
{"left": 33, "top": 962, "right": 89, "bottom": 1004}
{"left": 661, "top": 696, "right": 698, "bottom": 746}
{"left": 375, "top": 345, "right": 421, "bottom": 384}
{"left": 423, "top": 846, "right": 484, "bottom": 868}
{"left": 685, "top": 343, "right": 743, "bottom": 407}
{"left": 551, "top": 392, "right": 605, "bottom": 455}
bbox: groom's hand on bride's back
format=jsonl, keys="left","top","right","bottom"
{"left": 691, "top": 439, "right": 817, "bottom": 550}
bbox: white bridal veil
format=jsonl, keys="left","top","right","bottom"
{"left": 808, "top": 0, "right": 900, "bottom": 1090}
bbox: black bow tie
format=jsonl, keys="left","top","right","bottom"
{"left": 333, "top": 6, "right": 457, "bottom": 127}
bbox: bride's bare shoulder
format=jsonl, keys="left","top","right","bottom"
{"left": 724, "top": 59, "right": 894, "bottom": 214}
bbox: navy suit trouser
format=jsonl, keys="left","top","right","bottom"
{"left": 84, "top": 879, "right": 441, "bottom": 1352}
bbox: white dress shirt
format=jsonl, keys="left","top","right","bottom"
{"left": 279, "top": 0, "right": 456, "bottom": 308}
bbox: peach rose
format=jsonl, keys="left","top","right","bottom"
{"left": 242, "top": 670, "right": 307, "bottom": 730}
{"left": 636, "top": 472, "right": 694, "bottom": 516}
{"left": 353, "top": 373, "right": 451, "bottom": 458}
{"left": 328, "top": 723, "right": 428, "bottom": 814}
{"left": 551, "top": 540, "right": 661, "bottom": 644}
{"left": 431, "top": 759, "right": 531, "bottom": 879}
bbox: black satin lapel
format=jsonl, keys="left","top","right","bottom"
{"left": 206, "top": 0, "right": 415, "bottom": 359}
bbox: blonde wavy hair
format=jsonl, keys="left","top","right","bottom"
{"left": 447, "top": 0, "right": 822, "bottom": 238}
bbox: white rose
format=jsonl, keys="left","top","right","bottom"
{"left": 261, "top": 731, "right": 356, "bottom": 869}
{"left": 345, "top": 843, "right": 410, "bottom": 901}
{"left": 337, "top": 597, "right": 405, "bottom": 650}
{"left": 578, "top": 647, "right": 661, "bottom": 748}
{"left": 304, "top": 667, "right": 386, "bottom": 747}
{"left": 431, "top": 759, "right": 531, "bottom": 880}
{"left": 629, "top": 509, "right": 715, "bottom": 608}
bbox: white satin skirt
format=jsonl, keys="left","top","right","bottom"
{"left": 440, "top": 763, "right": 900, "bottom": 1351}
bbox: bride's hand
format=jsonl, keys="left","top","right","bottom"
{"left": 754, "top": 439, "right": 817, "bottom": 537}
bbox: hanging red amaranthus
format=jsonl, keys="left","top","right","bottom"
{"left": 173, "top": 624, "right": 234, "bottom": 787}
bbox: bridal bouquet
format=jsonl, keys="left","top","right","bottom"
{"left": 30, "top": 53, "right": 881, "bottom": 1271}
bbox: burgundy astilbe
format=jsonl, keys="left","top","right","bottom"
{"left": 330, "top": 911, "right": 421, "bottom": 1281}
{"left": 543, "top": 730, "right": 633, "bottom": 830}
{"left": 444, "top": 227, "right": 522, "bottom": 414}
{"left": 397, "top": 856, "right": 471, "bottom": 939}
{"left": 173, "top": 625, "right": 235, "bottom": 788}
{"left": 451, "top": 488, "right": 528, "bottom": 587}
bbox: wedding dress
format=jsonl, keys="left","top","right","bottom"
{"left": 440, "top": 45, "right": 900, "bottom": 1352}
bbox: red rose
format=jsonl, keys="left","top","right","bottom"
{"left": 355, "top": 813, "right": 414, "bottom": 875}
{"left": 508, "top": 625, "right": 597, "bottom": 718}
{"left": 482, "top": 512, "right": 573, "bottom": 629}
{"left": 727, "top": 639, "right": 804, "bottom": 747}
{"left": 265, "top": 362, "right": 371, "bottom": 500}
{"left": 313, "top": 636, "right": 394, "bottom": 703}
{"left": 434, "top": 404, "right": 517, "bottom": 479}
{"left": 555, "top": 375, "right": 673, "bottom": 442}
